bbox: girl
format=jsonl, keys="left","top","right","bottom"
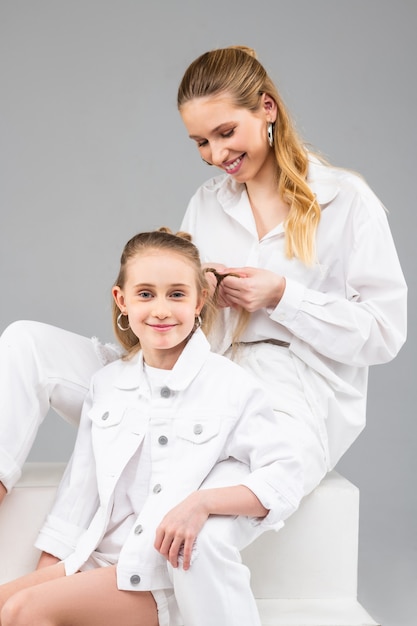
{"left": 0, "top": 228, "right": 303, "bottom": 626}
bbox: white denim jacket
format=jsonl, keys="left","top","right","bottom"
{"left": 35, "top": 329, "right": 303, "bottom": 591}
{"left": 181, "top": 158, "right": 407, "bottom": 466}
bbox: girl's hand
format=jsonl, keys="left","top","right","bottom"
{"left": 154, "top": 491, "right": 209, "bottom": 570}
{"left": 218, "top": 266, "right": 286, "bottom": 312}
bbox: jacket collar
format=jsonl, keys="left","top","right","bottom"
{"left": 113, "top": 329, "right": 211, "bottom": 392}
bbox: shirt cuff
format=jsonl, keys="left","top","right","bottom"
{"left": 269, "top": 278, "right": 306, "bottom": 327}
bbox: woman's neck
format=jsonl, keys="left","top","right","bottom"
{"left": 246, "top": 177, "right": 289, "bottom": 240}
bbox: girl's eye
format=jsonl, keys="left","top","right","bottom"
{"left": 170, "top": 291, "right": 185, "bottom": 299}
{"left": 138, "top": 291, "right": 153, "bottom": 299}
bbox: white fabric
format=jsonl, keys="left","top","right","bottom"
{"left": 180, "top": 157, "right": 407, "bottom": 466}
{"left": 0, "top": 321, "right": 108, "bottom": 491}
{"left": 35, "top": 329, "right": 303, "bottom": 592}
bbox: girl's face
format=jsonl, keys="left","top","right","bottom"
{"left": 113, "top": 250, "right": 205, "bottom": 369}
{"left": 180, "top": 92, "right": 277, "bottom": 186}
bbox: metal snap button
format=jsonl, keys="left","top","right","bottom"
{"left": 130, "top": 574, "right": 141, "bottom": 585}
{"left": 160, "top": 386, "right": 171, "bottom": 398}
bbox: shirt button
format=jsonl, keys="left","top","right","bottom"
{"left": 130, "top": 574, "right": 141, "bottom": 585}
{"left": 153, "top": 484, "right": 162, "bottom": 494}
{"left": 101, "top": 411, "right": 109, "bottom": 421}
{"left": 134, "top": 524, "right": 143, "bottom": 535}
{"left": 158, "top": 435, "right": 168, "bottom": 445}
{"left": 193, "top": 424, "right": 203, "bottom": 435}
{"left": 160, "top": 386, "right": 171, "bottom": 398}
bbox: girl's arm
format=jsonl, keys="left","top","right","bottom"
{"left": 37, "top": 552, "right": 61, "bottom": 569}
{"left": 154, "top": 485, "right": 267, "bottom": 571}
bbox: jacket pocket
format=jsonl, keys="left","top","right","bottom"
{"left": 175, "top": 418, "right": 221, "bottom": 444}
{"left": 88, "top": 404, "right": 125, "bottom": 429}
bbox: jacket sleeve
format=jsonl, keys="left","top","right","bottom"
{"left": 226, "top": 382, "right": 305, "bottom": 531}
{"left": 35, "top": 387, "right": 99, "bottom": 559}
{"left": 271, "top": 188, "right": 407, "bottom": 367}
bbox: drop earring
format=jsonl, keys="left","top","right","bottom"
{"left": 267, "top": 122, "right": 274, "bottom": 148}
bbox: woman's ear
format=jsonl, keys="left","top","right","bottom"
{"left": 112, "top": 286, "right": 127, "bottom": 313}
{"left": 262, "top": 93, "right": 278, "bottom": 123}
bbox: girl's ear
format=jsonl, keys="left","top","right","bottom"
{"left": 112, "top": 286, "right": 127, "bottom": 313}
{"left": 262, "top": 93, "right": 278, "bottom": 123}
{"left": 195, "top": 290, "right": 208, "bottom": 316}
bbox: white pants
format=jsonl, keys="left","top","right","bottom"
{"left": 0, "top": 320, "right": 328, "bottom": 626}
{"left": 0, "top": 321, "right": 110, "bottom": 490}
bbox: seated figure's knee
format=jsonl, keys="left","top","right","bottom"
{"left": 1, "top": 320, "right": 41, "bottom": 351}
{"left": 1, "top": 589, "right": 32, "bottom": 626}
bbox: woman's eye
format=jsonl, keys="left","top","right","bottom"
{"left": 197, "top": 140, "right": 208, "bottom": 148}
{"left": 222, "top": 128, "right": 235, "bottom": 138}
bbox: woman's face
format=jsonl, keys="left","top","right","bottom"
{"left": 180, "top": 92, "right": 277, "bottom": 186}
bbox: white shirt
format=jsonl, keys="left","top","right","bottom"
{"left": 180, "top": 158, "right": 407, "bottom": 466}
{"left": 35, "top": 330, "right": 303, "bottom": 591}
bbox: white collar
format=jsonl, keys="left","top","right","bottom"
{"left": 208, "top": 152, "right": 340, "bottom": 213}
{"left": 113, "top": 329, "right": 211, "bottom": 392}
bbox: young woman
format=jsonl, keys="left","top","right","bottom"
{"left": 0, "top": 45, "right": 407, "bottom": 624}
{"left": 0, "top": 228, "right": 302, "bottom": 626}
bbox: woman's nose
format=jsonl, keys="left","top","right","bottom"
{"left": 210, "top": 143, "right": 228, "bottom": 166}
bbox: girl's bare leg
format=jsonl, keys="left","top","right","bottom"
{"left": 0, "top": 564, "right": 158, "bottom": 626}
{"left": 0, "top": 483, "right": 6, "bottom": 506}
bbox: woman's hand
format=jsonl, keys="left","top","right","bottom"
{"left": 217, "top": 266, "right": 286, "bottom": 312}
{"left": 154, "top": 491, "right": 210, "bottom": 570}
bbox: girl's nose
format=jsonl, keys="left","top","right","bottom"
{"left": 151, "top": 302, "right": 172, "bottom": 319}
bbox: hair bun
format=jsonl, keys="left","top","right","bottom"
{"left": 228, "top": 45, "right": 257, "bottom": 59}
{"left": 157, "top": 226, "right": 193, "bottom": 242}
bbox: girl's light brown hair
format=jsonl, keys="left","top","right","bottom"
{"left": 177, "top": 45, "right": 321, "bottom": 266}
{"left": 112, "top": 227, "right": 215, "bottom": 357}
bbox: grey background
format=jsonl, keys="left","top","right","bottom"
{"left": 0, "top": 1, "right": 415, "bottom": 624}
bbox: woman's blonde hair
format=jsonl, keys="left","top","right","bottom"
{"left": 177, "top": 45, "right": 321, "bottom": 265}
{"left": 112, "top": 227, "right": 215, "bottom": 357}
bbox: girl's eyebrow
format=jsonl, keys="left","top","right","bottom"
{"left": 133, "top": 282, "right": 191, "bottom": 289}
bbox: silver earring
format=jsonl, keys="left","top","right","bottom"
{"left": 195, "top": 315, "right": 202, "bottom": 329}
{"left": 117, "top": 312, "right": 130, "bottom": 331}
{"left": 267, "top": 122, "right": 274, "bottom": 148}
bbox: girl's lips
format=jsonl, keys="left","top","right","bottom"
{"left": 223, "top": 154, "right": 245, "bottom": 174}
{"left": 148, "top": 324, "right": 176, "bottom": 331}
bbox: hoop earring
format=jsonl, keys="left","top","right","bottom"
{"left": 194, "top": 315, "right": 202, "bottom": 329}
{"left": 267, "top": 122, "right": 274, "bottom": 148}
{"left": 117, "top": 312, "right": 130, "bottom": 331}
